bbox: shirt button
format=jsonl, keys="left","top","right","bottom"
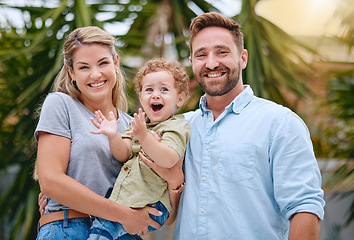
{"left": 208, "top": 118, "right": 212, "bottom": 122}
{"left": 202, "top": 177, "right": 207, "bottom": 181}
{"left": 206, "top": 145, "right": 210, "bottom": 150}
{"left": 200, "top": 208, "right": 205, "bottom": 213}
{"left": 124, "top": 167, "right": 129, "bottom": 171}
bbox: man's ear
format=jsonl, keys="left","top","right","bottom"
{"left": 176, "top": 92, "right": 186, "bottom": 108}
{"left": 240, "top": 49, "right": 248, "bottom": 69}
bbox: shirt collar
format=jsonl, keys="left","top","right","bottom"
{"left": 199, "top": 85, "right": 254, "bottom": 115}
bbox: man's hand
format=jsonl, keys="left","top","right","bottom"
{"left": 38, "top": 192, "right": 47, "bottom": 216}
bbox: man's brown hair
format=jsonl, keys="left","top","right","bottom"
{"left": 189, "top": 12, "right": 244, "bottom": 54}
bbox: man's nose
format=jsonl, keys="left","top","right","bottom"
{"left": 206, "top": 54, "right": 219, "bottom": 69}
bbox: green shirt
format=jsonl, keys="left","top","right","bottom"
{"left": 109, "top": 114, "right": 191, "bottom": 212}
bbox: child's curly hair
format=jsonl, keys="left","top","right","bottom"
{"left": 134, "top": 58, "right": 189, "bottom": 97}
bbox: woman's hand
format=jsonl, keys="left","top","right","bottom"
{"left": 38, "top": 192, "right": 47, "bottom": 216}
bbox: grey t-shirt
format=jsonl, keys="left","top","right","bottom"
{"left": 35, "top": 92, "right": 131, "bottom": 213}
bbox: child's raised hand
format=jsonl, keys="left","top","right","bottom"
{"left": 90, "top": 110, "right": 118, "bottom": 138}
{"left": 126, "top": 108, "right": 148, "bottom": 141}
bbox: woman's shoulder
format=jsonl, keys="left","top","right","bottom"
{"left": 46, "top": 92, "right": 75, "bottom": 102}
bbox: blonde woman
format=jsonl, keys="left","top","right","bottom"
{"left": 35, "top": 26, "right": 183, "bottom": 239}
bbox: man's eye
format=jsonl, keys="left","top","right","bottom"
{"left": 196, "top": 54, "right": 206, "bottom": 58}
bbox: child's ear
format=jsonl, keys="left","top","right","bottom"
{"left": 176, "top": 92, "right": 186, "bottom": 108}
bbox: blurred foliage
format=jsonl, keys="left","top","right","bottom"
{"left": 322, "top": 0, "right": 354, "bottom": 228}
{"left": 0, "top": 0, "right": 353, "bottom": 239}
{"left": 323, "top": 69, "right": 354, "bottom": 227}
{"left": 236, "top": 0, "right": 317, "bottom": 110}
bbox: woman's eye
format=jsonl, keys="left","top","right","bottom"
{"left": 79, "top": 66, "right": 88, "bottom": 70}
{"left": 100, "top": 61, "right": 109, "bottom": 66}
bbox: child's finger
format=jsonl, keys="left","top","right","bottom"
{"left": 90, "top": 117, "right": 100, "bottom": 128}
{"left": 90, "top": 129, "right": 102, "bottom": 135}
{"left": 109, "top": 111, "right": 116, "bottom": 121}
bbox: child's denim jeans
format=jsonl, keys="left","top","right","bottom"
{"left": 87, "top": 201, "right": 169, "bottom": 240}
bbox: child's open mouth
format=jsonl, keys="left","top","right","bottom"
{"left": 152, "top": 103, "right": 163, "bottom": 112}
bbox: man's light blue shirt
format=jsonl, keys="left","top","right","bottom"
{"left": 174, "top": 86, "right": 325, "bottom": 240}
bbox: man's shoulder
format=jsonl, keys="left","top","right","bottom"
{"left": 182, "top": 110, "right": 201, "bottom": 122}
{"left": 251, "top": 96, "right": 291, "bottom": 116}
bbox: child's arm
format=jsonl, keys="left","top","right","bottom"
{"left": 139, "top": 152, "right": 184, "bottom": 225}
{"left": 90, "top": 110, "right": 131, "bottom": 162}
{"left": 126, "top": 108, "right": 180, "bottom": 168}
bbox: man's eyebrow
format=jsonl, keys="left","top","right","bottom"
{"left": 193, "top": 47, "right": 206, "bottom": 56}
{"left": 215, "top": 45, "right": 231, "bottom": 50}
{"left": 193, "top": 45, "right": 231, "bottom": 55}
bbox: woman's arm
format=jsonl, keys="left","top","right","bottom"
{"left": 36, "top": 131, "right": 161, "bottom": 235}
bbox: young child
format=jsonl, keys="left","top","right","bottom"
{"left": 88, "top": 58, "right": 191, "bottom": 240}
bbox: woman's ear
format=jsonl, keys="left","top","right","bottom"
{"left": 114, "top": 54, "right": 120, "bottom": 72}
{"left": 66, "top": 65, "right": 74, "bottom": 80}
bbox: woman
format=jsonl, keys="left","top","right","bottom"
{"left": 35, "top": 26, "right": 184, "bottom": 239}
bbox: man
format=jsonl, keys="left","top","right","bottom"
{"left": 173, "top": 12, "right": 325, "bottom": 239}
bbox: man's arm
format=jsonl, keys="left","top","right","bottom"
{"left": 289, "top": 212, "right": 321, "bottom": 240}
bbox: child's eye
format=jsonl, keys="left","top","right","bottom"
{"left": 145, "top": 88, "right": 153, "bottom": 92}
{"left": 161, "top": 87, "right": 168, "bottom": 92}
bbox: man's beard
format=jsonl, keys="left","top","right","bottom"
{"left": 196, "top": 63, "right": 241, "bottom": 97}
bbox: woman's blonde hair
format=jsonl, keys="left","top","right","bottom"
{"left": 53, "top": 26, "right": 127, "bottom": 111}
